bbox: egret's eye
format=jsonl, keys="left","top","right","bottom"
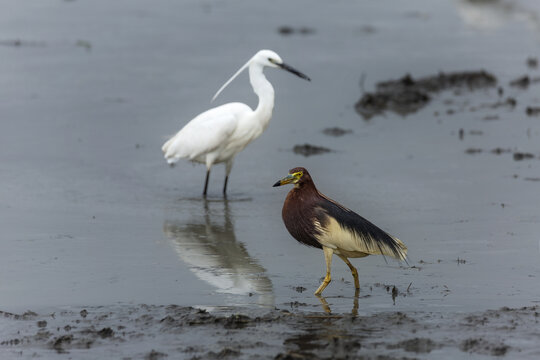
{"left": 268, "top": 58, "right": 276, "bottom": 63}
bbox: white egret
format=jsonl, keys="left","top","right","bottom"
{"left": 162, "top": 49, "right": 310, "bottom": 196}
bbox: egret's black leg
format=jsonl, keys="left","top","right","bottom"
{"left": 223, "top": 175, "right": 229, "bottom": 195}
{"left": 203, "top": 170, "right": 210, "bottom": 196}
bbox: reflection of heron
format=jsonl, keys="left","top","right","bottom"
{"left": 163, "top": 199, "right": 273, "bottom": 305}
{"left": 316, "top": 294, "right": 359, "bottom": 317}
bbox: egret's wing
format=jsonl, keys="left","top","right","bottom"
{"left": 163, "top": 104, "right": 245, "bottom": 162}
{"left": 313, "top": 194, "right": 407, "bottom": 260}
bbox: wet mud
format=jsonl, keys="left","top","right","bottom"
{"left": 464, "top": 148, "right": 538, "bottom": 161}
{"left": 1, "top": 305, "right": 539, "bottom": 359}
{"left": 509, "top": 75, "right": 540, "bottom": 89}
{"left": 277, "top": 26, "right": 315, "bottom": 36}
{"left": 293, "top": 144, "right": 333, "bottom": 157}
{"left": 322, "top": 127, "right": 353, "bottom": 137}
{"left": 355, "top": 71, "right": 497, "bottom": 119}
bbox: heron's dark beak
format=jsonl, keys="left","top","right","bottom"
{"left": 273, "top": 173, "right": 295, "bottom": 187}
{"left": 278, "top": 63, "right": 311, "bottom": 81}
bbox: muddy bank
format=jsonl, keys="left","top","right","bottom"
{"left": 1, "top": 305, "right": 539, "bottom": 359}
{"left": 355, "top": 71, "right": 497, "bottom": 119}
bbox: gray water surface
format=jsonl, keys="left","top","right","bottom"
{"left": 1, "top": 0, "right": 540, "bottom": 317}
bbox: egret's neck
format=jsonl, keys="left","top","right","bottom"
{"left": 249, "top": 64, "right": 275, "bottom": 126}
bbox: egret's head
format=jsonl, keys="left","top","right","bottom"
{"left": 253, "top": 50, "right": 283, "bottom": 68}
{"left": 254, "top": 49, "right": 311, "bottom": 81}
{"left": 273, "top": 167, "right": 312, "bottom": 188}
{"left": 212, "top": 49, "right": 310, "bottom": 102}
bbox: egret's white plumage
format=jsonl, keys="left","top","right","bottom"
{"left": 162, "top": 49, "right": 310, "bottom": 195}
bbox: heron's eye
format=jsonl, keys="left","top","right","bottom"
{"left": 268, "top": 58, "right": 275, "bottom": 63}
{"left": 293, "top": 171, "right": 303, "bottom": 179}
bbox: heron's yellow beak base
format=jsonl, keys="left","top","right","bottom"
{"left": 272, "top": 171, "right": 303, "bottom": 187}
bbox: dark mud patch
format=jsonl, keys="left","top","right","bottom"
{"left": 277, "top": 26, "right": 315, "bottom": 36}
{"left": 355, "top": 71, "right": 496, "bottom": 119}
{"left": 1, "top": 305, "right": 539, "bottom": 359}
{"left": 464, "top": 148, "right": 538, "bottom": 161}
{"left": 526, "top": 106, "right": 540, "bottom": 116}
{"left": 387, "top": 337, "right": 441, "bottom": 353}
{"left": 0, "top": 39, "right": 46, "bottom": 47}
{"left": 293, "top": 144, "right": 332, "bottom": 157}
{"left": 527, "top": 57, "right": 538, "bottom": 69}
{"left": 513, "top": 152, "right": 535, "bottom": 161}
{"left": 465, "top": 148, "right": 483, "bottom": 155}
{"left": 509, "top": 75, "right": 540, "bottom": 89}
{"left": 460, "top": 338, "right": 510, "bottom": 356}
{"left": 322, "top": 127, "right": 353, "bottom": 137}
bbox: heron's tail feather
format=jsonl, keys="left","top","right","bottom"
{"left": 387, "top": 235, "right": 408, "bottom": 261}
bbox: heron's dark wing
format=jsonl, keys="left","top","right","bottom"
{"left": 313, "top": 194, "right": 407, "bottom": 260}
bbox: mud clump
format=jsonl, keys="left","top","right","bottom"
{"left": 145, "top": 349, "right": 168, "bottom": 360}
{"left": 322, "top": 127, "right": 353, "bottom": 137}
{"left": 355, "top": 71, "right": 497, "bottom": 119}
{"left": 37, "top": 320, "right": 47, "bottom": 328}
{"left": 293, "top": 144, "right": 332, "bottom": 157}
{"left": 509, "top": 75, "right": 540, "bottom": 89}
{"left": 51, "top": 334, "right": 73, "bottom": 353}
{"left": 223, "top": 314, "right": 251, "bottom": 329}
{"left": 513, "top": 152, "right": 535, "bottom": 161}
{"left": 465, "top": 148, "right": 483, "bottom": 155}
{"left": 277, "top": 26, "right": 315, "bottom": 36}
{"left": 387, "top": 337, "right": 440, "bottom": 353}
{"left": 97, "top": 327, "right": 114, "bottom": 339}
{"left": 460, "top": 338, "right": 510, "bottom": 356}
{"left": 526, "top": 106, "right": 540, "bottom": 116}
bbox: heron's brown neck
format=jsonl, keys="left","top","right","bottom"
{"left": 289, "top": 180, "right": 318, "bottom": 200}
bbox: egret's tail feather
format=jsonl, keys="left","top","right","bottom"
{"left": 162, "top": 137, "right": 174, "bottom": 154}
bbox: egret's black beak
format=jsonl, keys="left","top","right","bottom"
{"left": 278, "top": 63, "right": 311, "bottom": 81}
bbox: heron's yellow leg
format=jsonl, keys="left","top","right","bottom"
{"left": 314, "top": 247, "right": 333, "bottom": 295}
{"left": 337, "top": 254, "right": 360, "bottom": 290}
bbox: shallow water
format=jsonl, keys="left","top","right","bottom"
{"left": 1, "top": 0, "right": 540, "bottom": 324}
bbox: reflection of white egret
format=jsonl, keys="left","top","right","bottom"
{"left": 456, "top": 0, "right": 540, "bottom": 31}
{"left": 162, "top": 49, "right": 310, "bottom": 196}
{"left": 163, "top": 200, "right": 273, "bottom": 305}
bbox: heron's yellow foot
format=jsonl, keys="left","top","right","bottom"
{"left": 314, "top": 273, "right": 331, "bottom": 295}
